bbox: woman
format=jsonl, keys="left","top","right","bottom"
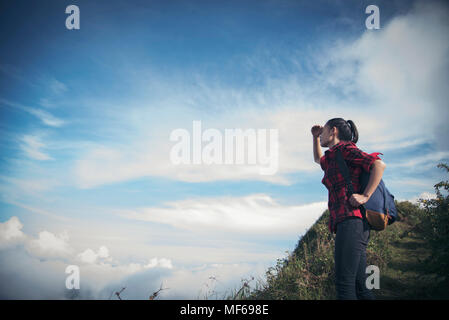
{"left": 311, "top": 118, "right": 386, "bottom": 300}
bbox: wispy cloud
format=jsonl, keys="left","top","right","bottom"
{"left": 0, "top": 174, "right": 60, "bottom": 196}
{"left": 25, "top": 108, "right": 65, "bottom": 127}
{"left": 1, "top": 199, "right": 75, "bottom": 222}
{"left": 20, "top": 134, "right": 53, "bottom": 160}
{"left": 0, "top": 99, "right": 65, "bottom": 127}
{"left": 388, "top": 151, "right": 449, "bottom": 169}
{"left": 48, "top": 78, "right": 67, "bottom": 95}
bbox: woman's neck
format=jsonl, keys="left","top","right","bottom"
{"left": 328, "top": 139, "right": 342, "bottom": 149}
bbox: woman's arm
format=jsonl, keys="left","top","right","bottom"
{"left": 349, "top": 159, "right": 386, "bottom": 207}
{"left": 311, "top": 125, "right": 323, "bottom": 164}
{"left": 313, "top": 136, "right": 323, "bottom": 164}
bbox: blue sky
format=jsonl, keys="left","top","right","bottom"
{"left": 1, "top": 0, "right": 448, "bottom": 299}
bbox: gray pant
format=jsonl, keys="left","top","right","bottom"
{"left": 334, "top": 217, "right": 376, "bottom": 300}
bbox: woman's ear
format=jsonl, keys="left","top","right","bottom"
{"left": 330, "top": 126, "right": 337, "bottom": 137}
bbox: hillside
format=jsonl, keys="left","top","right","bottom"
{"left": 230, "top": 164, "right": 449, "bottom": 300}
{"left": 229, "top": 202, "right": 446, "bottom": 300}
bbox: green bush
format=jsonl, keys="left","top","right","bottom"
{"left": 417, "top": 163, "right": 449, "bottom": 280}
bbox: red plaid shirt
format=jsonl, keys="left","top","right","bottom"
{"left": 320, "top": 140, "right": 382, "bottom": 234}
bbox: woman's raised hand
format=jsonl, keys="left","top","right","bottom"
{"left": 311, "top": 125, "right": 323, "bottom": 138}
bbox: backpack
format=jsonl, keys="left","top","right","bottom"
{"left": 335, "top": 149, "right": 397, "bottom": 231}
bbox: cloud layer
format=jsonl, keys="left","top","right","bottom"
{"left": 117, "top": 194, "right": 327, "bottom": 235}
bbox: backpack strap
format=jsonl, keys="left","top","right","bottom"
{"left": 335, "top": 149, "right": 354, "bottom": 197}
{"left": 383, "top": 182, "right": 389, "bottom": 215}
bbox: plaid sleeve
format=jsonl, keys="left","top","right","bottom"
{"left": 343, "top": 143, "right": 382, "bottom": 172}
{"left": 320, "top": 155, "right": 326, "bottom": 171}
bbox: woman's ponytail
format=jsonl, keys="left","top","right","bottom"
{"left": 346, "top": 120, "right": 358, "bottom": 143}
{"left": 325, "top": 118, "right": 359, "bottom": 143}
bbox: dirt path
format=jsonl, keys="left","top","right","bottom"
{"left": 375, "top": 221, "right": 447, "bottom": 299}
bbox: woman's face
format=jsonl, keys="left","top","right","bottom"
{"left": 319, "top": 124, "right": 336, "bottom": 148}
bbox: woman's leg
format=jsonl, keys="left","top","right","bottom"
{"left": 334, "top": 217, "right": 372, "bottom": 300}
{"left": 355, "top": 218, "right": 376, "bottom": 300}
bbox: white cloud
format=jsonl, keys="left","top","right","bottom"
{"left": 111, "top": 257, "right": 174, "bottom": 275}
{"left": 97, "top": 245, "right": 109, "bottom": 258}
{"left": 144, "top": 257, "right": 173, "bottom": 269}
{"left": 417, "top": 191, "right": 438, "bottom": 200}
{"left": 116, "top": 194, "right": 327, "bottom": 236}
{"left": 0, "top": 216, "right": 180, "bottom": 298}
{"left": 0, "top": 216, "right": 26, "bottom": 249}
{"left": 77, "top": 248, "right": 98, "bottom": 264}
{"left": 77, "top": 246, "right": 111, "bottom": 264}
{"left": 20, "top": 135, "right": 53, "bottom": 160}
{"left": 26, "top": 230, "right": 72, "bottom": 259}
{"left": 404, "top": 191, "right": 438, "bottom": 205}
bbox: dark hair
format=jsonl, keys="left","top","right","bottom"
{"left": 325, "top": 118, "right": 359, "bottom": 143}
